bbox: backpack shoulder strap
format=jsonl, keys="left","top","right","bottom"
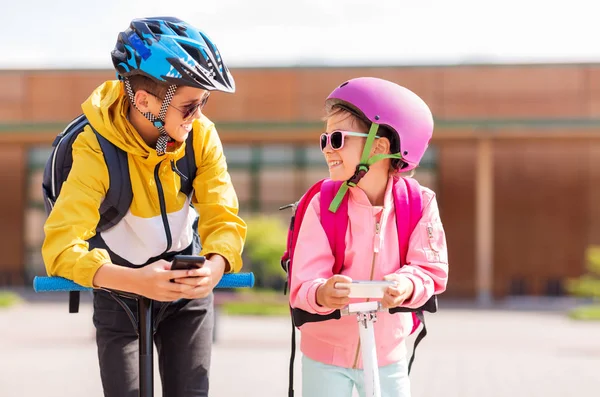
{"left": 42, "top": 114, "right": 132, "bottom": 233}
{"left": 320, "top": 179, "right": 347, "bottom": 274}
{"left": 92, "top": 127, "right": 132, "bottom": 233}
{"left": 42, "top": 114, "right": 91, "bottom": 215}
{"left": 392, "top": 176, "right": 428, "bottom": 375}
{"left": 281, "top": 179, "right": 326, "bottom": 279}
{"left": 175, "top": 131, "right": 196, "bottom": 197}
{"left": 393, "top": 176, "right": 424, "bottom": 266}
{"left": 284, "top": 178, "right": 344, "bottom": 397}
{"left": 44, "top": 116, "right": 131, "bottom": 313}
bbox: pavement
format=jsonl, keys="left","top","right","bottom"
{"left": 0, "top": 293, "right": 599, "bottom": 396}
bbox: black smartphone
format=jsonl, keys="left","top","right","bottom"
{"left": 170, "top": 256, "right": 206, "bottom": 283}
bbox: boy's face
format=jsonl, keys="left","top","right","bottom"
{"left": 323, "top": 112, "right": 367, "bottom": 181}
{"left": 146, "top": 86, "right": 210, "bottom": 143}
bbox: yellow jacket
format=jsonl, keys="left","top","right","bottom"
{"left": 42, "top": 80, "right": 247, "bottom": 287}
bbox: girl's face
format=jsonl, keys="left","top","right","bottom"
{"left": 322, "top": 111, "right": 368, "bottom": 181}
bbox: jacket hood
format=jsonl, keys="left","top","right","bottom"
{"left": 81, "top": 80, "right": 185, "bottom": 164}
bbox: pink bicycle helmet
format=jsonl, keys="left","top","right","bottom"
{"left": 325, "top": 77, "right": 434, "bottom": 172}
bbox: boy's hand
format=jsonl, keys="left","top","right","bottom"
{"left": 316, "top": 275, "right": 352, "bottom": 309}
{"left": 134, "top": 260, "right": 196, "bottom": 301}
{"left": 381, "top": 274, "right": 414, "bottom": 309}
{"left": 174, "top": 254, "right": 227, "bottom": 300}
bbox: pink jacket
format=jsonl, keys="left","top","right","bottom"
{"left": 289, "top": 177, "right": 448, "bottom": 369}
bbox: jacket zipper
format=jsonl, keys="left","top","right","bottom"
{"left": 352, "top": 217, "right": 381, "bottom": 369}
{"left": 155, "top": 162, "right": 173, "bottom": 252}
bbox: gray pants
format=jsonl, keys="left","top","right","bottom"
{"left": 92, "top": 290, "right": 214, "bottom": 397}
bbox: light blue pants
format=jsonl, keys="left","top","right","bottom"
{"left": 302, "top": 355, "right": 411, "bottom": 397}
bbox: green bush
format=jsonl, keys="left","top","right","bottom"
{"left": 568, "top": 305, "right": 600, "bottom": 321}
{"left": 221, "top": 289, "right": 289, "bottom": 316}
{"left": 566, "top": 246, "right": 600, "bottom": 298}
{"left": 0, "top": 291, "right": 22, "bottom": 308}
{"left": 566, "top": 245, "right": 600, "bottom": 320}
{"left": 243, "top": 215, "right": 288, "bottom": 289}
{"left": 220, "top": 301, "right": 289, "bottom": 316}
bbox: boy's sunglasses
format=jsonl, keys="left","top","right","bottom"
{"left": 147, "top": 91, "right": 210, "bottom": 120}
{"left": 320, "top": 130, "right": 380, "bottom": 152}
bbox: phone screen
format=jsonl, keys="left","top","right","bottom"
{"left": 171, "top": 255, "right": 206, "bottom": 271}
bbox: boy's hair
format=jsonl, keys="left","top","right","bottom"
{"left": 127, "top": 75, "right": 171, "bottom": 99}
{"left": 324, "top": 104, "right": 408, "bottom": 171}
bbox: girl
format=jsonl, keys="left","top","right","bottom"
{"left": 289, "top": 77, "right": 449, "bottom": 397}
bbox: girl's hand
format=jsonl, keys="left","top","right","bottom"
{"left": 316, "top": 275, "right": 352, "bottom": 309}
{"left": 381, "top": 274, "right": 414, "bottom": 309}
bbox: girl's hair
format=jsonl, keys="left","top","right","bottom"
{"left": 324, "top": 103, "right": 408, "bottom": 172}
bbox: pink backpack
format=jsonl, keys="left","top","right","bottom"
{"left": 280, "top": 177, "right": 437, "bottom": 396}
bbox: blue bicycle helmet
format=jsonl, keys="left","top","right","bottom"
{"left": 112, "top": 16, "right": 235, "bottom": 92}
{"left": 111, "top": 17, "right": 235, "bottom": 155}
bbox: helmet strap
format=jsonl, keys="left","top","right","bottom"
{"left": 123, "top": 78, "right": 178, "bottom": 156}
{"left": 328, "top": 122, "right": 403, "bottom": 213}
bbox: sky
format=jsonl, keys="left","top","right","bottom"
{"left": 2, "top": 0, "right": 599, "bottom": 69}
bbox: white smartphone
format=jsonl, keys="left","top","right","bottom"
{"left": 335, "top": 280, "right": 396, "bottom": 299}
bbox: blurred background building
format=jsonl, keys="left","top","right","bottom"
{"left": 1, "top": 0, "right": 599, "bottom": 303}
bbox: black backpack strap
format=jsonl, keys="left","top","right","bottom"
{"left": 42, "top": 115, "right": 130, "bottom": 313}
{"left": 288, "top": 311, "right": 297, "bottom": 397}
{"left": 291, "top": 296, "right": 437, "bottom": 378}
{"left": 390, "top": 295, "right": 437, "bottom": 374}
{"left": 42, "top": 114, "right": 90, "bottom": 214}
{"left": 175, "top": 132, "right": 197, "bottom": 197}
{"left": 68, "top": 291, "right": 80, "bottom": 314}
{"left": 408, "top": 310, "right": 427, "bottom": 375}
{"left": 287, "top": 308, "right": 427, "bottom": 390}
{"left": 68, "top": 124, "right": 131, "bottom": 313}
{"left": 92, "top": 129, "right": 132, "bottom": 233}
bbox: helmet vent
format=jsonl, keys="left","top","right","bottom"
{"left": 147, "top": 22, "right": 163, "bottom": 35}
{"left": 166, "top": 21, "right": 187, "bottom": 36}
{"left": 180, "top": 43, "right": 205, "bottom": 64}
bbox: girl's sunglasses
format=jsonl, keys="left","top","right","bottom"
{"left": 320, "top": 130, "right": 379, "bottom": 152}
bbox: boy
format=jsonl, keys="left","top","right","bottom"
{"left": 41, "top": 17, "right": 247, "bottom": 397}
